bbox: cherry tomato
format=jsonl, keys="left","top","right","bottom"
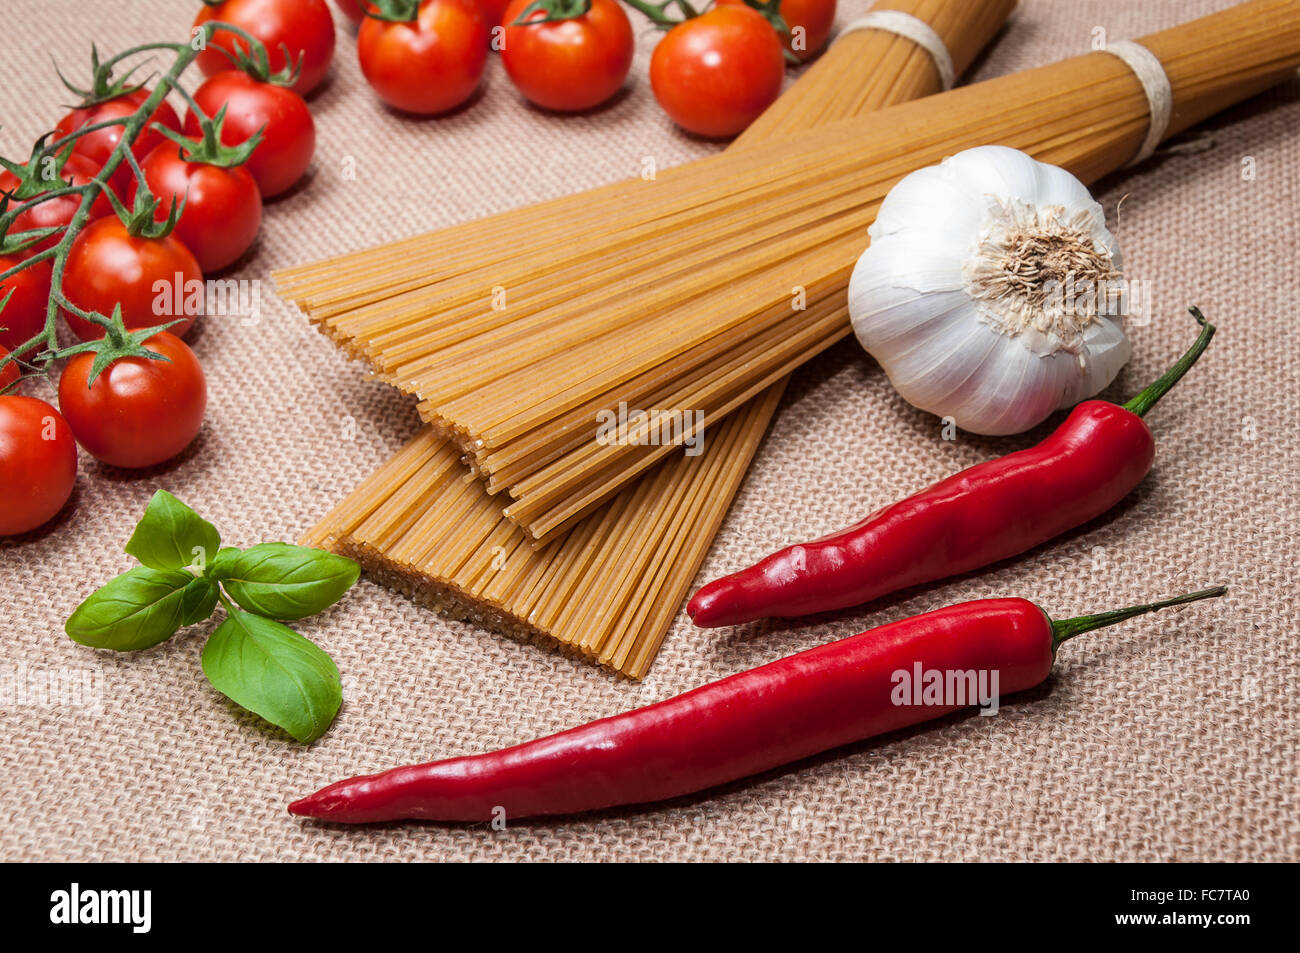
{"left": 132, "top": 144, "right": 263, "bottom": 273}
{"left": 716, "top": 0, "right": 835, "bottom": 62}
{"left": 0, "top": 395, "right": 77, "bottom": 536}
{"left": 0, "top": 255, "right": 53, "bottom": 357}
{"left": 650, "top": 7, "right": 785, "bottom": 138}
{"left": 195, "top": 0, "right": 337, "bottom": 96}
{"left": 358, "top": 0, "right": 488, "bottom": 115}
{"left": 500, "top": 0, "right": 633, "bottom": 112}
{"left": 183, "top": 72, "right": 316, "bottom": 198}
{"left": 53, "top": 89, "right": 182, "bottom": 196}
{"left": 480, "top": 0, "right": 511, "bottom": 29}
{"left": 0, "top": 346, "right": 19, "bottom": 391}
{"left": 62, "top": 218, "right": 202, "bottom": 341}
{"left": 0, "top": 153, "right": 114, "bottom": 252}
{"left": 335, "top": 0, "right": 365, "bottom": 23}
{"left": 59, "top": 332, "right": 206, "bottom": 469}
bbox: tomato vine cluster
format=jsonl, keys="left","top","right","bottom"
{"left": 342, "top": 0, "right": 835, "bottom": 136}
{"left": 0, "top": 9, "right": 321, "bottom": 537}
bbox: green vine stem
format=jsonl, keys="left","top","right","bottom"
{"left": 0, "top": 22, "right": 275, "bottom": 386}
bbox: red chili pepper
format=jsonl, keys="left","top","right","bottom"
{"left": 688, "top": 309, "right": 1217, "bottom": 628}
{"left": 289, "top": 587, "right": 1225, "bottom": 823}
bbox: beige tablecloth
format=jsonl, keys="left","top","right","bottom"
{"left": 2, "top": 0, "right": 1296, "bottom": 861}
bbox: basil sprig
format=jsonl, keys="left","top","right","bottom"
{"left": 65, "top": 490, "right": 359, "bottom": 744}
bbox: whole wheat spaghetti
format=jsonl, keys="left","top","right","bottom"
{"left": 295, "top": 0, "right": 1017, "bottom": 677}
{"left": 283, "top": 0, "right": 1300, "bottom": 547}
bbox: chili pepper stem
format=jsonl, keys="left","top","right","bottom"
{"left": 1122, "top": 307, "right": 1216, "bottom": 417}
{"left": 1050, "top": 585, "right": 1227, "bottom": 651}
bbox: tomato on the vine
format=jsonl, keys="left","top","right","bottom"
{"left": 0, "top": 347, "right": 20, "bottom": 392}
{"left": 650, "top": 6, "right": 785, "bottom": 138}
{"left": 133, "top": 145, "right": 263, "bottom": 273}
{"left": 0, "top": 255, "right": 53, "bottom": 357}
{"left": 62, "top": 218, "right": 202, "bottom": 341}
{"left": 53, "top": 89, "right": 182, "bottom": 194}
{"left": 184, "top": 72, "right": 316, "bottom": 198}
{"left": 0, "top": 395, "right": 78, "bottom": 536}
{"left": 0, "top": 152, "right": 114, "bottom": 251}
{"left": 500, "top": 0, "right": 633, "bottom": 112}
{"left": 358, "top": 0, "right": 489, "bottom": 115}
{"left": 716, "top": 0, "right": 836, "bottom": 62}
{"left": 195, "top": 0, "right": 337, "bottom": 96}
{"left": 59, "top": 331, "right": 206, "bottom": 470}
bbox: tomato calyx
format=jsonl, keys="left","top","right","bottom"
{"left": 54, "top": 44, "right": 158, "bottom": 109}
{"left": 732, "top": 0, "right": 795, "bottom": 55}
{"left": 155, "top": 107, "right": 262, "bottom": 169}
{"left": 56, "top": 305, "right": 181, "bottom": 387}
{"left": 619, "top": 0, "right": 700, "bottom": 29}
{"left": 205, "top": 33, "right": 305, "bottom": 88}
{"left": 103, "top": 168, "right": 185, "bottom": 240}
{"left": 0, "top": 136, "right": 96, "bottom": 205}
{"left": 363, "top": 0, "right": 423, "bottom": 22}
{"left": 510, "top": 0, "right": 592, "bottom": 26}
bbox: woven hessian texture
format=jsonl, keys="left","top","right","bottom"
{"left": 1, "top": 0, "right": 1296, "bottom": 861}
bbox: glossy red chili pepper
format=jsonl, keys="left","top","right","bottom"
{"left": 688, "top": 310, "right": 1216, "bottom": 628}
{"left": 289, "top": 587, "right": 1224, "bottom": 823}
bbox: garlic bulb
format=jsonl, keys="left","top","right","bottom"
{"left": 849, "top": 145, "right": 1132, "bottom": 435}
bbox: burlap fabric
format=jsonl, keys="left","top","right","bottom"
{"left": 2, "top": 0, "right": 1295, "bottom": 862}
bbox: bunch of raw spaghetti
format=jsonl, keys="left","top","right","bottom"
{"left": 281, "top": 0, "right": 1300, "bottom": 677}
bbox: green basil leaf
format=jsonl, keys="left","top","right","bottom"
{"left": 201, "top": 611, "right": 342, "bottom": 744}
{"left": 125, "top": 490, "right": 221, "bottom": 572}
{"left": 210, "top": 543, "right": 360, "bottom": 620}
{"left": 66, "top": 567, "right": 196, "bottom": 651}
{"left": 180, "top": 577, "right": 219, "bottom": 627}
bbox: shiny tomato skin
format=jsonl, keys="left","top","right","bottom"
{"left": 716, "top": 0, "right": 835, "bottom": 61}
{"left": 480, "top": 0, "right": 512, "bottom": 29}
{"left": 500, "top": 0, "right": 633, "bottom": 112}
{"left": 62, "top": 218, "right": 202, "bottom": 341}
{"left": 53, "top": 90, "right": 182, "bottom": 195}
{"left": 0, "top": 395, "right": 78, "bottom": 536}
{"left": 650, "top": 7, "right": 785, "bottom": 139}
{"left": 183, "top": 72, "right": 316, "bottom": 198}
{"left": 133, "top": 145, "right": 263, "bottom": 273}
{"left": 0, "top": 153, "right": 114, "bottom": 252}
{"left": 0, "top": 347, "right": 19, "bottom": 391}
{"left": 358, "top": 0, "right": 488, "bottom": 115}
{"left": 195, "top": 0, "right": 337, "bottom": 96}
{"left": 0, "top": 255, "right": 53, "bottom": 357}
{"left": 59, "top": 332, "right": 206, "bottom": 470}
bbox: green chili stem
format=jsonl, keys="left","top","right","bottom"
{"left": 1122, "top": 307, "right": 1216, "bottom": 418}
{"left": 1051, "top": 586, "right": 1228, "bottom": 650}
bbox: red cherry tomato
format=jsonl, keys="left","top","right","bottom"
{"left": 0, "top": 395, "right": 78, "bottom": 536}
{"left": 195, "top": 0, "right": 337, "bottom": 96}
{"left": 480, "top": 0, "right": 511, "bottom": 29}
{"left": 335, "top": 0, "right": 365, "bottom": 23}
{"left": 62, "top": 218, "right": 202, "bottom": 341}
{"left": 53, "top": 89, "right": 182, "bottom": 196}
{"left": 183, "top": 72, "right": 316, "bottom": 198}
{"left": 132, "top": 144, "right": 263, "bottom": 273}
{"left": 0, "top": 153, "right": 114, "bottom": 252}
{"left": 58, "top": 332, "right": 206, "bottom": 469}
{"left": 716, "top": 0, "right": 835, "bottom": 62}
{"left": 650, "top": 7, "right": 785, "bottom": 138}
{"left": 0, "top": 346, "right": 20, "bottom": 392}
{"left": 500, "top": 0, "right": 633, "bottom": 112}
{"left": 0, "top": 255, "right": 53, "bottom": 357}
{"left": 358, "top": 0, "right": 488, "bottom": 115}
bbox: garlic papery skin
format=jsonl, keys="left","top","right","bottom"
{"left": 849, "top": 145, "right": 1133, "bottom": 436}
